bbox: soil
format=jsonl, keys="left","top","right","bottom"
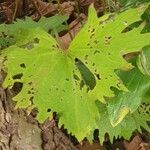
{"left": 0, "top": 0, "right": 150, "bottom": 150}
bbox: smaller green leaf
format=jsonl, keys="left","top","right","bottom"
{"left": 0, "top": 15, "right": 68, "bottom": 49}
{"left": 0, "top": 15, "right": 68, "bottom": 33}
{"left": 137, "top": 46, "right": 150, "bottom": 76}
{"left": 107, "top": 65, "right": 150, "bottom": 127}
{"left": 97, "top": 101, "right": 150, "bottom": 143}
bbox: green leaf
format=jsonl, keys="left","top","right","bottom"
{"left": 1, "top": 4, "right": 150, "bottom": 141}
{"left": 97, "top": 102, "right": 150, "bottom": 143}
{"left": 107, "top": 65, "right": 150, "bottom": 127}
{"left": 69, "top": 4, "right": 150, "bottom": 102}
{"left": 141, "top": 5, "right": 150, "bottom": 33}
{"left": 1, "top": 28, "right": 99, "bottom": 141}
{"left": 0, "top": 15, "right": 68, "bottom": 49}
{"left": 0, "top": 15, "right": 68, "bottom": 33}
{"left": 137, "top": 46, "right": 150, "bottom": 76}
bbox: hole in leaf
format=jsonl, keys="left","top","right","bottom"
{"left": 73, "top": 74, "right": 80, "bottom": 81}
{"left": 94, "top": 40, "right": 98, "bottom": 44}
{"left": 11, "top": 82, "right": 23, "bottom": 95}
{"left": 47, "top": 108, "right": 51, "bottom": 112}
{"left": 92, "top": 63, "right": 95, "bottom": 66}
{"left": 28, "top": 91, "right": 32, "bottom": 94}
{"left": 30, "top": 96, "right": 34, "bottom": 104}
{"left": 28, "top": 82, "right": 33, "bottom": 85}
{"left": 94, "top": 50, "right": 100, "bottom": 55}
{"left": 75, "top": 58, "right": 79, "bottom": 62}
{"left": 108, "top": 36, "right": 112, "bottom": 39}
{"left": 91, "top": 28, "right": 95, "bottom": 33}
{"left": 84, "top": 55, "right": 88, "bottom": 60}
{"left": 20, "top": 63, "right": 26, "bottom": 68}
{"left": 12, "top": 73, "right": 23, "bottom": 79}
{"left": 33, "top": 38, "right": 40, "bottom": 43}
{"left": 95, "top": 74, "right": 101, "bottom": 80}
{"left": 90, "top": 33, "right": 95, "bottom": 39}
{"left": 66, "top": 78, "right": 69, "bottom": 81}
{"left": 116, "top": 83, "right": 121, "bottom": 88}
{"left": 19, "top": 38, "right": 40, "bottom": 50}
{"left": 80, "top": 80, "right": 85, "bottom": 90}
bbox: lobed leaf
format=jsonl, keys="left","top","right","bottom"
{"left": 97, "top": 102, "right": 150, "bottom": 143}
{"left": 0, "top": 28, "right": 99, "bottom": 141}
{"left": 0, "top": 15, "right": 68, "bottom": 49}
{"left": 107, "top": 63, "right": 150, "bottom": 127}
{"left": 69, "top": 4, "right": 150, "bottom": 102}
{"left": 137, "top": 46, "right": 150, "bottom": 76}
{"left": 0, "top": 4, "right": 150, "bottom": 141}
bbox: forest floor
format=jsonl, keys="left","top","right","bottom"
{"left": 0, "top": 0, "right": 150, "bottom": 150}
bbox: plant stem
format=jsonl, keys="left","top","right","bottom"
{"left": 13, "top": 0, "right": 20, "bottom": 21}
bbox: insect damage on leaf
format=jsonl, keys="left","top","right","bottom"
{"left": 69, "top": 4, "right": 150, "bottom": 102}
{"left": 19, "top": 38, "right": 40, "bottom": 50}
{"left": 0, "top": 4, "right": 150, "bottom": 142}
